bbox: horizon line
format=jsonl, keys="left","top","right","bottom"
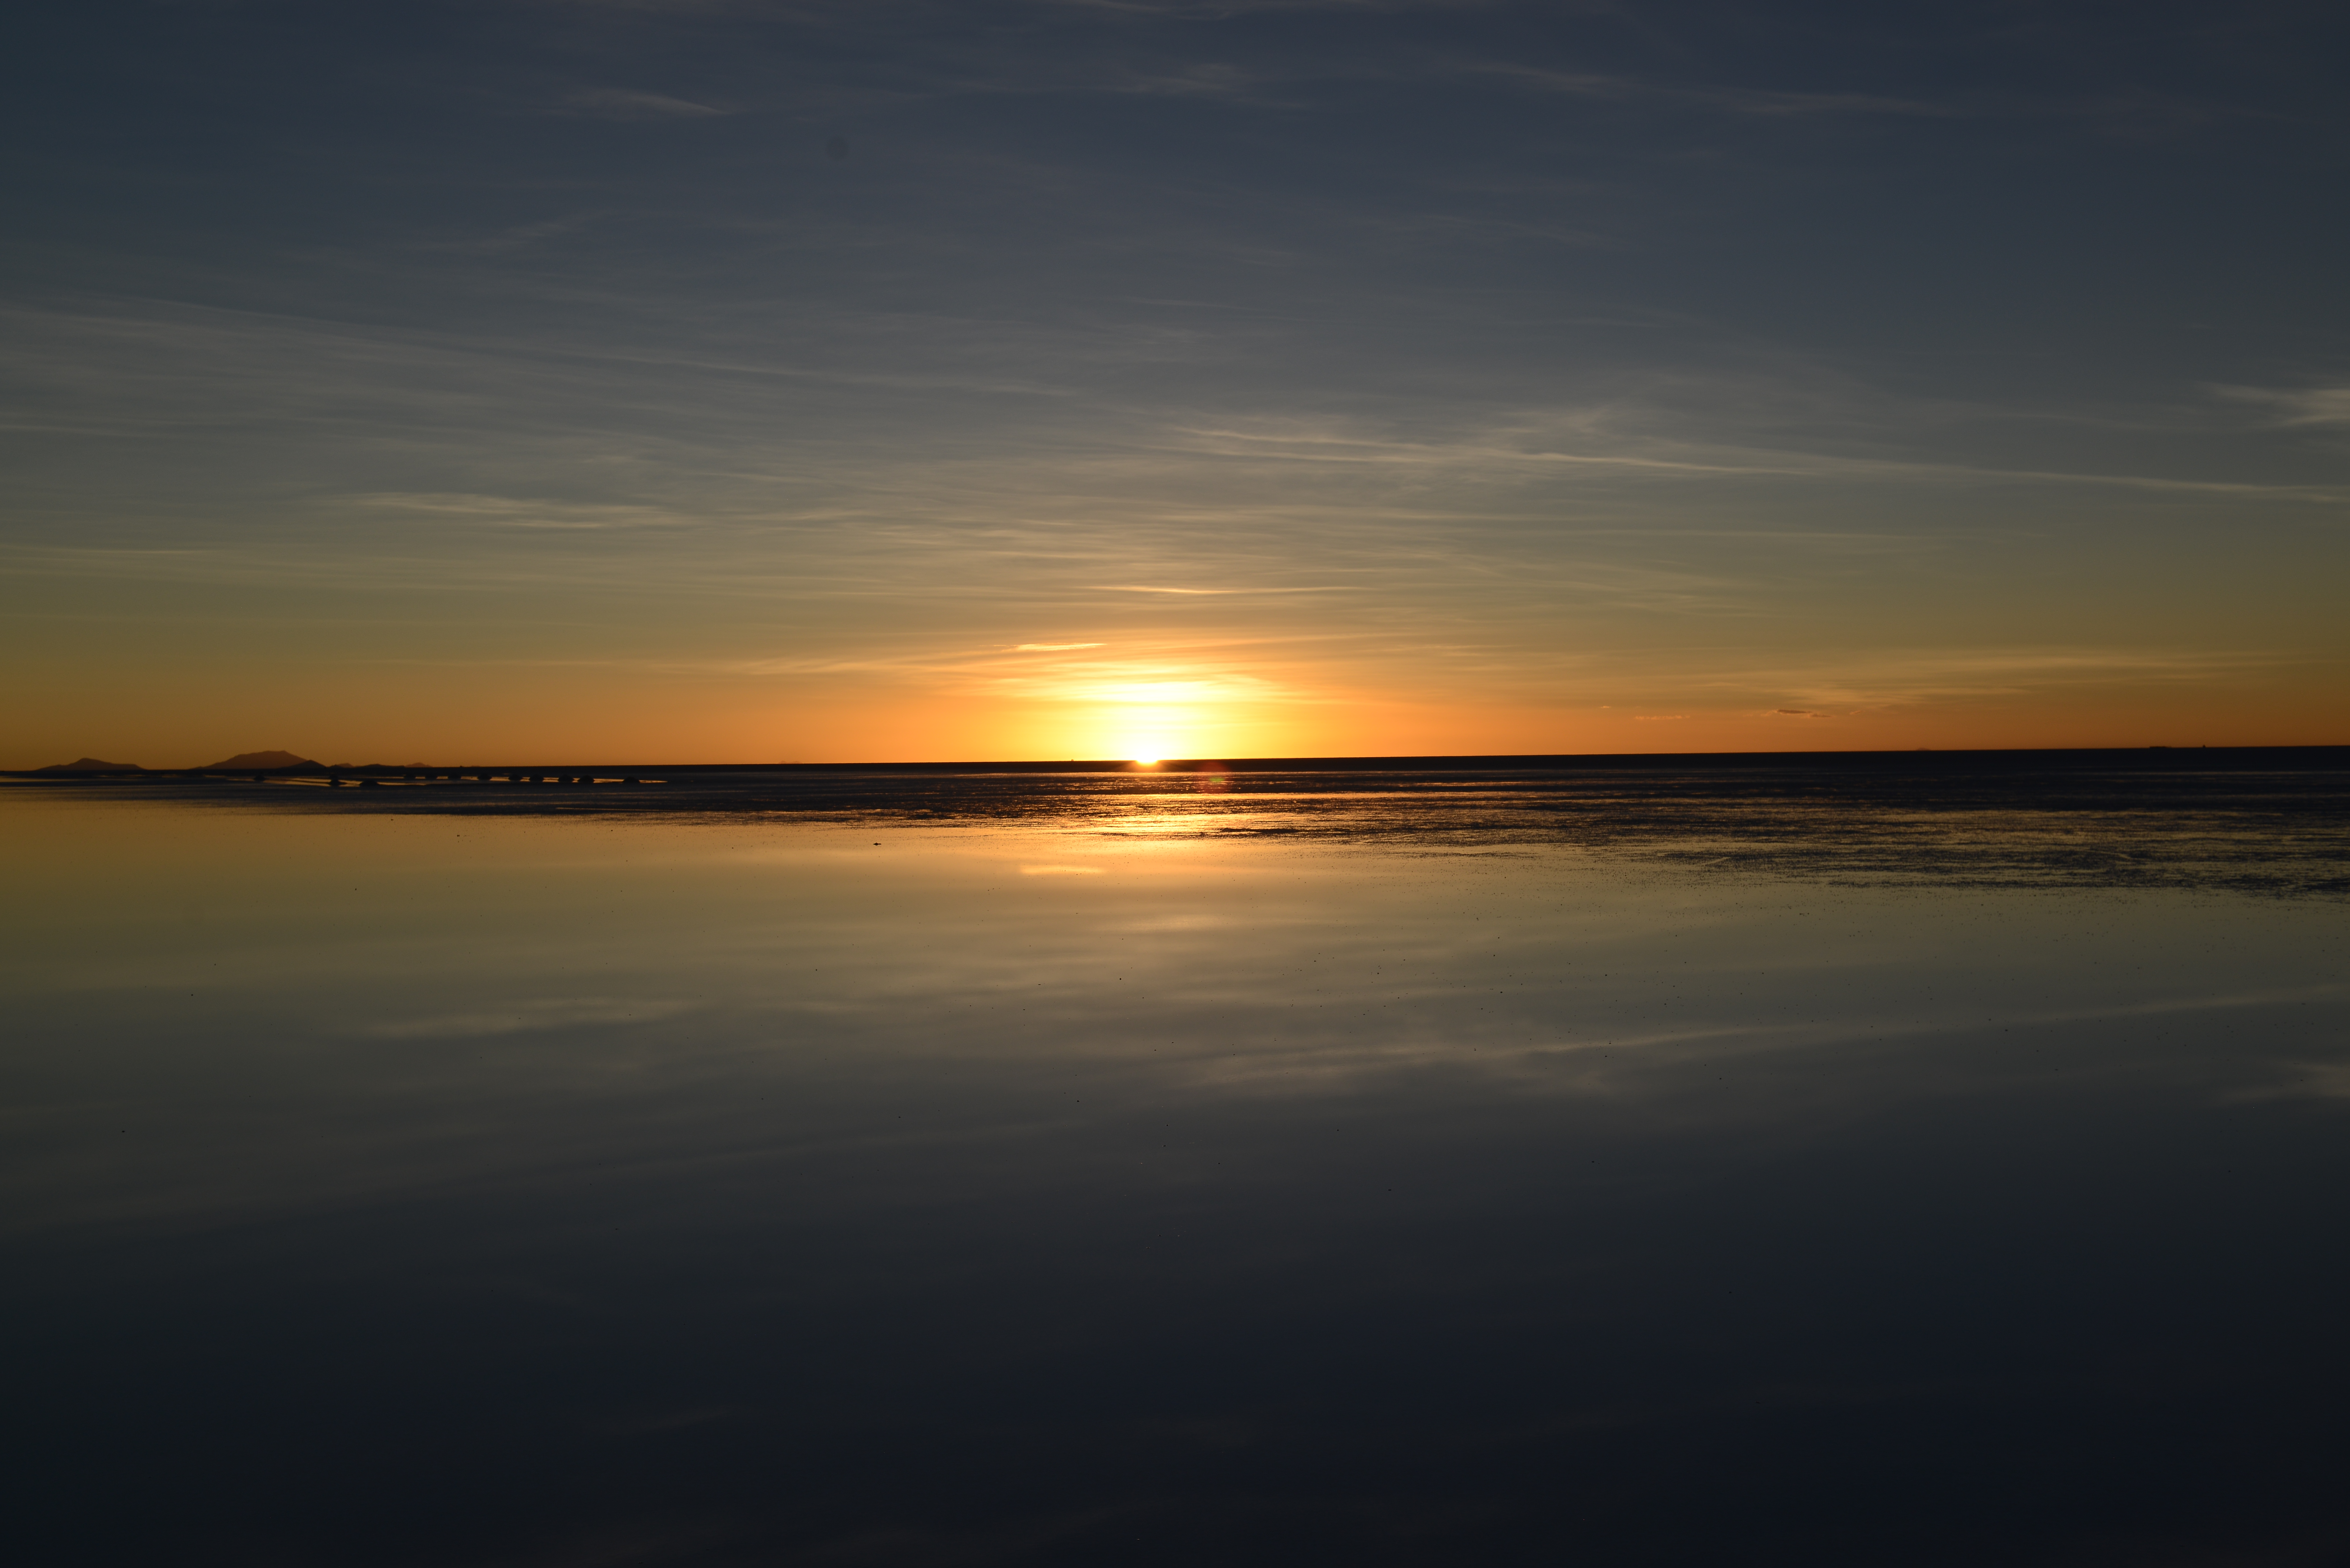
{"left": 10, "top": 742, "right": 2348, "bottom": 779}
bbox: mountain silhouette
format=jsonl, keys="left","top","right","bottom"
{"left": 204, "top": 750, "right": 323, "bottom": 770}
{"left": 34, "top": 757, "right": 144, "bottom": 772}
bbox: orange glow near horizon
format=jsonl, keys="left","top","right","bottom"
{"left": 6, "top": 4, "right": 2346, "bottom": 780}
{"left": 4, "top": 639, "right": 2344, "bottom": 770}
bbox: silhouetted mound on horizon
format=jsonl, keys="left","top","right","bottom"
{"left": 204, "top": 750, "right": 322, "bottom": 771}
{"left": 34, "top": 758, "right": 144, "bottom": 773}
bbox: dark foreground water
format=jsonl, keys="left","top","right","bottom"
{"left": 6, "top": 763, "right": 2349, "bottom": 1566}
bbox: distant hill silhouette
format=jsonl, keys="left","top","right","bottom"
{"left": 204, "top": 750, "right": 323, "bottom": 770}
{"left": 34, "top": 757, "right": 144, "bottom": 772}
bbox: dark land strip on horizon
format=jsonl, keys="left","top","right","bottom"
{"left": 8, "top": 745, "right": 2348, "bottom": 781}
{"left": 8, "top": 747, "right": 2348, "bottom": 899}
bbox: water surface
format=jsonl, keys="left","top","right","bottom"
{"left": 6, "top": 767, "right": 2348, "bottom": 1565}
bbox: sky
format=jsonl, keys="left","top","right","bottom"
{"left": 3, "top": 0, "right": 2346, "bottom": 766}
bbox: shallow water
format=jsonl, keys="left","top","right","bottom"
{"left": 6, "top": 773, "right": 2349, "bottom": 1566}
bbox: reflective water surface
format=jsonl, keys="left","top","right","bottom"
{"left": 6, "top": 769, "right": 2349, "bottom": 1566}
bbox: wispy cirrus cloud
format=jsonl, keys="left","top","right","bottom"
{"left": 411, "top": 213, "right": 610, "bottom": 255}
{"left": 1090, "top": 584, "right": 1358, "bottom": 594}
{"left": 344, "top": 493, "right": 695, "bottom": 530}
{"left": 1466, "top": 63, "right": 1950, "bottom": 120}
{"left": 1715, "top": 647, "right": 2286, "bottom": 710}
{"left": 1157, "top": 407, "right": 2350, "bottom": 501}
{"left": 559, "top": 87, "right": 727, "bottom": 118}
{"left": 362, "top": 998, "right": 696, "bottom": 1039}
{"left": 2214, "top": 384, "right": 2350, "bottom": 428}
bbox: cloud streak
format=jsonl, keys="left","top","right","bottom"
{"left": 560, "top": 87, "right": 727, "bottom": 118}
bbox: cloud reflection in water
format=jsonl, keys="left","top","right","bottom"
{"left": 3, "top": 789, "right": 2347, "bottom": 1565}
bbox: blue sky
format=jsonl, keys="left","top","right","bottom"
{"left": 4, "top": 0, "right": 2345, "bottom": 762}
